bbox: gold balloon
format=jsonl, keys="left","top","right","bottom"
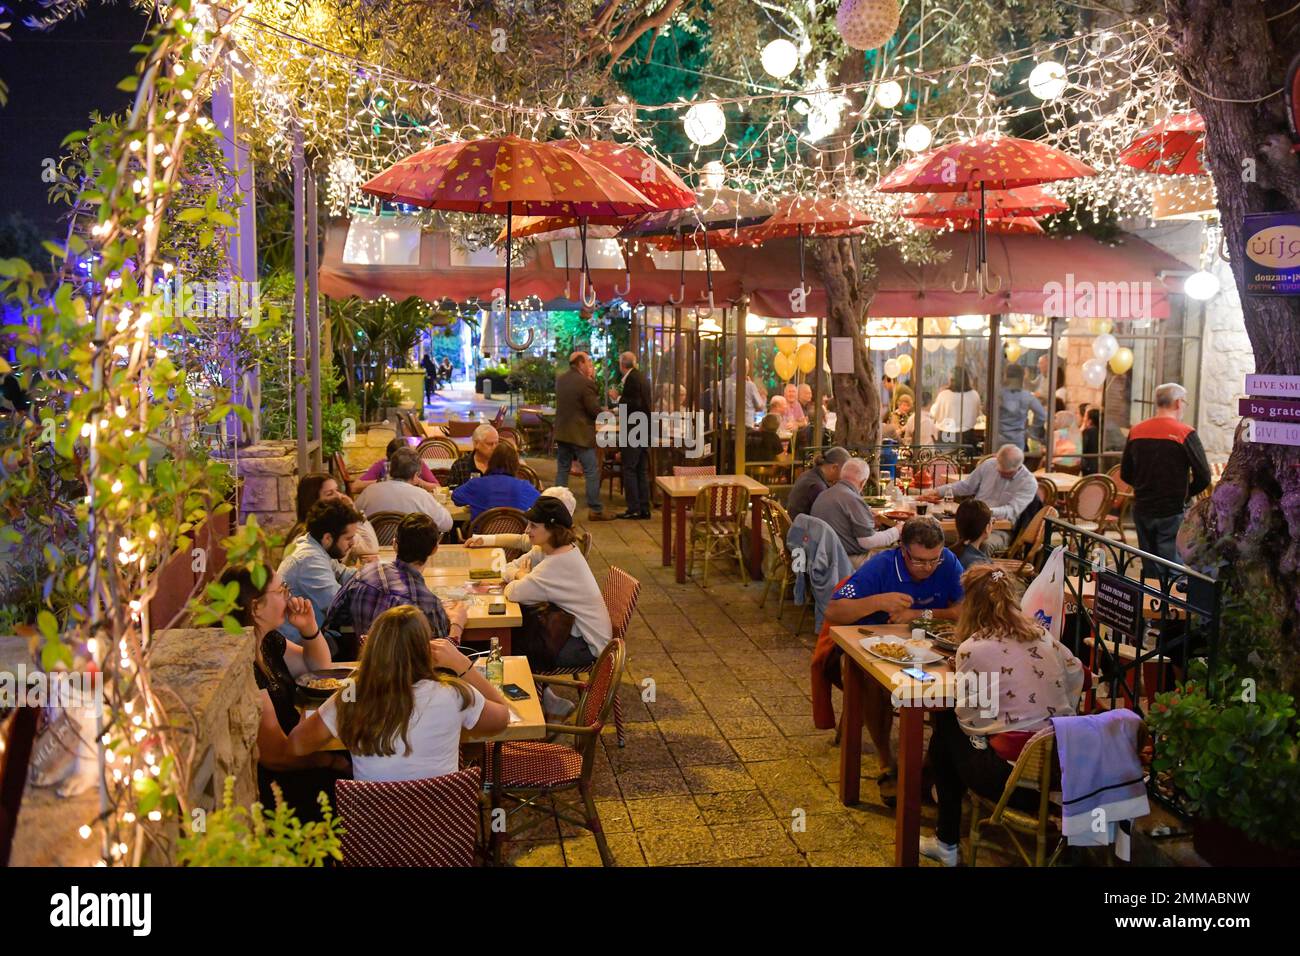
{"left": 896, "top": 353, "right": 913, "bottom": 375}
{"left": 795, "top": 342, "right": 817, "bottom": 374}
{"left": 1108, "top": 347, "right": 1134, "bottom": 375}
{"left": 773, "top": 351, "right": 796, "bottom": 380}
{"left": 1089, "top": 318, "right": 1113, "bottom": 336}
{"left": 931, "top": 316, "right": 952, "bottom": 336}
{"left": 1004, "top": 340, "right": 1023, "bottom": 363}
{"left": 776, "top": 327, "right": 798, "bottom": 355}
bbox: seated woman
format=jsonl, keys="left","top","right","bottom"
{"left": 288, "top": 606, "right": 509, "bottom": 781}
{"left": 1052, "top": 410, "right": 1082, "bottom": 471}
{"left": 451, "top": 442, "right": 540, "bottom": 520}
{"left": 921, "top": 564, "right": 1085, "bottom": 865}
{"left": 351, "top": 438, "right": 440, "bottom": 495}
{"left": 292, "top": 472, "right": 379, "bottom": 557}
{"left": 748, "top": 413, "right": 788, "bottom": 462}
{"left": 504, "top": 496, "right": 612, "bottom": 677}
{"left": 465, "top": 486, "right": 578, "bottom": 574}
{"left": 218, "top": 565, "right": 351, "bottom": 820}
{"left": 952, "top": 499, "right": 994, "bottom": 569}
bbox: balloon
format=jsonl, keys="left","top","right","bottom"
{"left": 1003, "top": 340, "right": 1023, "bottom": 363}
{"left": 776, "top": 327, "right": 798, "bottom": 355}
{"left": 1089, "top": 318, "right": 1113, "bottom": 336}
{"left": 1109, "top": 347, "right": 1134, "bottom": 375}
{"left": 796, "top": 342, "right": 817, "bottom": 375}
{"left": 1056, "top": 336, "right": 1069, "bottom": 358}
{"left": 773, "top": 351, "right": 796, "bottom": 380}
{"left": 1091, "top": 333, "right": 1118, "bottom": 362}
{"left": 896, "top": 353, "right": 913, "bottom": 375}
{"left": 1082, "top": 358, "right": 1107, "bottom": 388}
{"left": 930, "top": 316, "right": 952, "bottom": 335}
{"left": 883, "top": 358, "right": 901, "bottom": 378}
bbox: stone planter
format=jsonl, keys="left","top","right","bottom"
{"left": 213, "top": 440, "right": 298, "bottom": 533}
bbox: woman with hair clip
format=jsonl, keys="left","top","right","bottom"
{"left": 920, "top": 564, "right": 1085, "bottom": 866}
{"left": 289, "top": 606, "right": 510, "bottom": 781}
{"left": 217, "top": 564, "right": 351, "bottom": 820}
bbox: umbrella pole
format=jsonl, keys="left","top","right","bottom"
{"left": 978, "top": 182, "right": 988, "bottom": 295}
{"left": 798, "top": 225, "right": 806, "bottom": 295}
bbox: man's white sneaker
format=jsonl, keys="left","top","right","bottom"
{"left": 542, "top": 687, "right": 576, "bottom": 718}
{"left": 919, "top": 835, "right": 960, "bottom": 866}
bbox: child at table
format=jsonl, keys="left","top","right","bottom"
{"left": 289, "top": 606, "right": 509, "bottom": 782}
{"left": 464, "top": 486, "right": 579, "bottom": 578}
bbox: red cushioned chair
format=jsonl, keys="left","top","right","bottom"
{"left": 486, "top": 638, "right": 626, "bottom": 866}
{"left": 336, "top": 766, "right": 482, "bottom": 867}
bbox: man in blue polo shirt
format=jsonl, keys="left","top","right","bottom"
{"left": 823, "top": 515, "right": 964, "bottom": 806}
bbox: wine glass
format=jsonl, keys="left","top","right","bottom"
{"left": 896, "top": 464, "right": 913, "bottom": 502}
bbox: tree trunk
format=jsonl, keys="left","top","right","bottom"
{"left": 811, "top": 236, "right": 881, "bottom": 456}
{"left": 1165, "top": 0, "right": 1300, "bottom": 691}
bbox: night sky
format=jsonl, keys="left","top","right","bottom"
{"left": 0, "top": 2, "right": 150, "bottom": 239}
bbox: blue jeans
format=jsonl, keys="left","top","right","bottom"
{"left": 1134, "top": 508, "right": 1183, "bottom": 579}
{"left": 554, "top": 633, "right": 597, "bottom": 669}
{"left": 556, "top": 441, "right": 602, "bottom": 512}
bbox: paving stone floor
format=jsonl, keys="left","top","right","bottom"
{"left": 496, "top": 457, "right": 1023, "bottom": 867}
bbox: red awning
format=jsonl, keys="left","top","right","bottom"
{"left": 319, "top": 222, "right": 1186, "bottom": 318}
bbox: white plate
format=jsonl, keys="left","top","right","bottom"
{"left": 859, "top": 635, "right": 943, "bottom": 665}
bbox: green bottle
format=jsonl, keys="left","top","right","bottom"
{"left": 486, "top": 637, "right": 503, "bottom": 687}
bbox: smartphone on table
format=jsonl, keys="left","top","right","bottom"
{"left": 501, "top": 683, "right": 531, "bottom": 700}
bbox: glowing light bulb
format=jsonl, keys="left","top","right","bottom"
{"left": 875, "top": 81, "right": 903, "bottom": 109}
{"left": 1184, "top": 270, "right": 1220, "bottom": 301}
{"left": 903, "top": 122, "right": 932, "bottom": 152}
{"left": 761, "top": 39, "right": 799, "bottom": 80}
{"left": 1028, "top": 61, "right": 1068, "bottom": 101}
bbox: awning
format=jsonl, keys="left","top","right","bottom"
{"left": 319, "top": 221, "right": 1186, "bottom": 318}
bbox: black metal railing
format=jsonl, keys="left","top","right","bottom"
{"left": 1045, "top": 517, "right": 1222, "bottom": 717}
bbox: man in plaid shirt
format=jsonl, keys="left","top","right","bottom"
{"left": 324, "top": 513, "right": 469, "bottom": 644}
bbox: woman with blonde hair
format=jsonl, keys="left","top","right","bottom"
{"left": 289, "top": 606, "right": 509, "bottom": 781}
{"left": 920, "top": 564, "right": 1085, "bottom": 865}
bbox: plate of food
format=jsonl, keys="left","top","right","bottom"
{"left": 864, "top": 496, "right": 888, "bottom": 508}
{"left": 858, "top": 635, "right": 943, "bottom": 665}
{"left": 296, "top": 665, "right": 356, "bottom": 699}
{"left": 881, "top": 510, "right": 915, "bottom": 522}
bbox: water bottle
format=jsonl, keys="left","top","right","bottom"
{"left": 486, "top": 637, "right": 504, "bottom": 687}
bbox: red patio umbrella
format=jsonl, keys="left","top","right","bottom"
{"left": 1118, "top": 111, "right": 1205, "bottom": 176}
{"left": 362, "top": 135, "right": 655, "bottom": 347}
{"left": 903, "top": 185, "right": 1066, "bottom": 221}
{"left": 912, "top": 216, "right": 1045, "bottom": 235}
{"left": 877, "top": 134, "right": 1095, "bottom": 293}
{"left": 744, "top": 195, "right": 874, "bottom": 300}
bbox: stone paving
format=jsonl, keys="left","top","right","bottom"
{"left": 497, "top": 456, "right": 1021, "bottom": 867}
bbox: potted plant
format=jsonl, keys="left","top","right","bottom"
{"left": 1147, "top": 663, "right": 1300, "bottom": 866}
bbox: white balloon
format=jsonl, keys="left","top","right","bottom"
{"left": 1082, "top": 359, "right": 1107, "bottom": 388}
{"left": 761, "top": 39, "right": 800, "bottom": 80}
{"left": 883, "top": 358, "right": 902, "bottom": 378}
{"left": 1091, "top": 332, "right": 1118, "bottom": 362}
{"left": 684, "top": 102, "right": 726, "bottom": 146}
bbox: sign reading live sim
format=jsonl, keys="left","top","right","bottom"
{"left": 1242, "top": 212, "right": 1300, "bottom": 295}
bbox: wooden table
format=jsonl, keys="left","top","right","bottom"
{"left": 872, "top": 507, "right": 1012, "bottom": 538}
{"left": 655, "top": 474, "right": 769, "bottom": 584}
{"left": 1036, "top": 471, "right": 1082, "bottom": 494}
{"left": 375, "top": 545, "right": 522, "bottom": 650}
{"left": 831, "top": 623, "right": 955, "bottom": 867}
{"left": 308, "top": 656, "right": 546, "bottom": 752}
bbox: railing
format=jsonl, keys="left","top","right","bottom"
{"left": 1045, "top": 517, "right": 1222, "bottom": 717}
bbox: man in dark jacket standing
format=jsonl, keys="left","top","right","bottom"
{"left": 610, "top": 351, "right": 653, "bottom": 519}
{"left": 554, "top": 351, "right": 611, "bottom": 520}
{"left": 420, "top": 353, "right": 439, "bottom": 404}
{"left": 1120, "top": 382, "right": 1211, "bottom": 575}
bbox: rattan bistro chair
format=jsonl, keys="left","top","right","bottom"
{"left": 336, "top": 767, "right": 481, "bottom": 867}
{"left": 1103, "top": 465, "right": 1132, "bottom": 542}
{"left": 1035, "top": 476, "right": 1058, "bottom": 510}
{"left": 465, "top": 507, "right": 530, "bottom": 558}
{"left": 416, "top": 436, "right": 461, "bottom": 472}
{"left": 1063, "top": 474, "right": 1116, "bottom": 533}
{"left": 991, "top": 506, "right": 1057, "bottom": 581}
{"left": 687, "top": 482, "right": 750, "bottom": 588}
{"left": 967, "top": 727, "right": 1065, "bottom": 867}
{"left": 487, "top": 638, "right": 626, "bottom": 866}
{"left": 759, "top": 498, "right": 795, "bottom": 615}
{"left": 367, "top": 511, "right": 406, "bottom": 547}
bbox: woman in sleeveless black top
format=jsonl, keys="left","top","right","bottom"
{"left": 220, "top": 566, "right": 350, "bottom": 821}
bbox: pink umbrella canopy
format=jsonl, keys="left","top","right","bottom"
{"left": 877, "top": 134, "right": 1096, "bottom": 193}
{"left": 903, "top": 185, "right": 1066, "bottom": 220}
{"left": 1118, "top": 111, "right": 1206, "bottom": 176}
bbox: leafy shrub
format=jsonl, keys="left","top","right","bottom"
{"left": 177, "top": 777, "right": 343, "bottom": 867}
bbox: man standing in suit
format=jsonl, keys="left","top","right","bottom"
{"left": 610, "top": 351, "right": 653, "bottom": 519}
{"left": 554, "top": 351, "right": 612, "bottom": 521}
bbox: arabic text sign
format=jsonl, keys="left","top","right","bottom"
{"left": 1243, "top": 211, "right": 1300, "bottom": 295}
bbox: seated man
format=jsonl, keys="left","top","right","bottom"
{"left": 451, "top": 442, "right": 540, "bottom": 520}
{"left": 823, "top": 516, "right": 965, "bottom": 807}
{"left": 447, "top": 423, "right": 499, "bottom": 488}
{"left": 276, "top": 498, "right": 364, "bottom": 649}
{"left": 780, "top": 384, "right": 809, "bottom": 431}
{"left": 811, "top": 457, "right": 901, "bottom": 567}
{"left": 323, "top": 513, "right": 468, "bottom": 643}
{"left": 924, "top": 443, "right": 1037, "bottom": 553}
{"left": 355, "top": 447, "right": 453, "bottom": 533}
{"left": 786, "top": 446, "right": 849, "bottom": 520}
{"left": 351, "top": 437, "right": 440, "bottom": 494}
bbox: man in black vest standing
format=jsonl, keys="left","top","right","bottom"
{"left": 611, "top": 351, "right": 653, "bottom": 519}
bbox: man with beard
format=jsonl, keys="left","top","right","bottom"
{"left": 277, "top": 497, "right": 364, "bottom": 651}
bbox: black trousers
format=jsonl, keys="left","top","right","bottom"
{"left": 621, "top": 444, "right": 651, "bottom": 514}
{"left": 927, "top": 710, "right": 1039, "bottom": 845}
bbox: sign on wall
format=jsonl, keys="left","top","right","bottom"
{"left": 1242, "top": 212, "right": 1300, "bottom": 295}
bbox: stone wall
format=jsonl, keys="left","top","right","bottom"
{"left": 216, "top": 440, "right": 298, "bottom": 532}
{"left": 341, "top": 423, "right": 397, "bottom": 480}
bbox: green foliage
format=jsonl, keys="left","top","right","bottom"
{"left": 176, "top": 776, "right": 343, "bottom": 867}
{"left": 507, "top": 355, "right": 559, "bottom": 403}
{"left": 1149, "top": 669, "right": 1300, "bottom": 849}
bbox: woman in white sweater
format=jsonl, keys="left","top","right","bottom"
{"left": 504, "top": 496, "right": 612, "bottom": 669}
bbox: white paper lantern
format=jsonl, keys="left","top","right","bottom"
{"left": 1091, "top": 332, "right": 1119, "bottom": 362}
{"left": 761, "top": 39, "right": 799, "bottom": 80}
{"left": 836, "top": 0, "right": 900, "bottom": 52}
{"left": 903, "top": 122, "right": 933, "bottom": 152}
{"left": 1028, "top": 61, "right": 1068, "bottom": 101}
{"left": 875, "top": 80, "right": 903, "bottom": 109}
{"left": 883, "top": 358, "right": 902, "bottom": 378}
{"left": 1184, "top": 269, "right": 1220, "bottom": 301}
{"left": 1082, "top": 359, "right": 1107, "bottom": 388}
{"left": 684, "top": 102, "right": 726, "bottom": 146}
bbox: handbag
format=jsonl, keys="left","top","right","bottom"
{"left": 517, "top": 601, "right": 577, "bottom": 670}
